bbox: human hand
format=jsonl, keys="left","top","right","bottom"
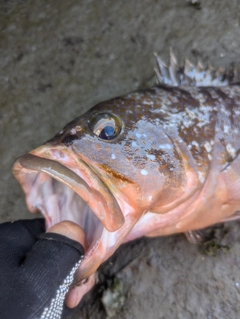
{"left": 0, "top": 218, "right": 85, "bottom": 319}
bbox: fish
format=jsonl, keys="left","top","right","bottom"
{"left": 12, "top": 51, "right": 240, "bottom": 304}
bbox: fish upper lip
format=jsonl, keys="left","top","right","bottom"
{"left": 12, "top": 153, "right": 125, "bottom": 232}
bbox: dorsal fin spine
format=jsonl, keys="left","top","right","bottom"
{"left": 154, "top": 50, "right": 239, "bottom": 87}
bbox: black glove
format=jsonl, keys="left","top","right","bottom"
{"left": 0, "top": 218, "right": 84, "bottom": 319}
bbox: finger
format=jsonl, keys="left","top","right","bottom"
{"left": 65, "top": 274, "right": 96, "bottom": 308}
{"left": 22, "top": 221, "right": 85, "bottom": 282}
{"left": 47, "top": 221, "right": 85, "bottom": 248}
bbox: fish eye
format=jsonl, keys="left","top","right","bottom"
{"left": 89, "top": 113, "right": 122, "bottom": 141}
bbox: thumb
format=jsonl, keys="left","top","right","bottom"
{"left": 22, "top": 220, "right": 85, "bottom": 278}
{"left": 47, "top": 221, "right": 86, "bottom": 247}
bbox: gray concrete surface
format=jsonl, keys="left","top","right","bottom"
{"left": 1, "top": 1, "right": 240, "bottom": 318}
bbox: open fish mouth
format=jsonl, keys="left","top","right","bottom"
{"left": 12, "top": 151, "right": 125, "bottom": 280}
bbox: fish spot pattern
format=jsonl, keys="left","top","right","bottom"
{"left": 54, "top": 83, "right": 240, "bottom": 189}
{"left": 141, "top": 169, "right": 148, "bottom": 176}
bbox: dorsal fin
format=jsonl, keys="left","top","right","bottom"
{"left": 154, "top": 49, "right": 240, "bottom": 87}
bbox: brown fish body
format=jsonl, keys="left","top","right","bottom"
{"left": 12, "top": 54, "right": 240, "bottom": 302}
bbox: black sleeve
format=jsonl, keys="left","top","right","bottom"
{"left": 0, "top": 219, "right": 84, "bottom": 319}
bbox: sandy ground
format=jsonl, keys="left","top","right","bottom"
{"left": 1, "top": 1, "right": 240, "bottom": 318}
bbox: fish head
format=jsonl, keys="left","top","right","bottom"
{"left": 12, "top": 92, "right": 178, "bottom": 302}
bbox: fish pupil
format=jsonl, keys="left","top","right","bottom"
{"left": 99, "top": 126, "right": 115, "bottom": 140}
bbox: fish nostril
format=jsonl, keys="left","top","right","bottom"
{"left": 62, "top": 134, "right": 79, "bottom": 146}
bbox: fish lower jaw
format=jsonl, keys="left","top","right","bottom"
{"left": 75, "top": 228, "right": 119, "bottom": 280}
